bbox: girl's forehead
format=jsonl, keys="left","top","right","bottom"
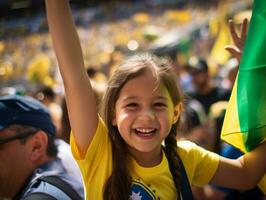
{"left": 124, "top": 72, "right": 160, "bottom": 89}
{"left": 118, "top": 74, "right": 170, "bottom": 99}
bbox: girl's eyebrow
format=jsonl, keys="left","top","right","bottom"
{"left": 121, "top": 96, "right": 138, "bottom": 102}
{"left": 121, "top": 95, "right": 168, "bottom": 102}
{"left": 155, "top": 96, "right": 168, "bottom": 101}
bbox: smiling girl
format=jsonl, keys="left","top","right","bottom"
{"left": 45, "top": 1, "right": 266, "bottom": 199}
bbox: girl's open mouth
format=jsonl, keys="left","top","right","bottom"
{"left": 134, "top": 128, "right": 157, "bottom": 138}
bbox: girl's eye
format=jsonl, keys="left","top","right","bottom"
{"left": 125, "top": 103, "right": 138, "bottom": 108}
{"left": 154, "top": 102, "right": 167, "bottom": 108}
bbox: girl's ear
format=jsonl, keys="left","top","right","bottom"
{"left": 112, "top": 114, "right": 117, "bottom": 126}
{"left": 172, "top": 102, "right": 183, "bottom": 124}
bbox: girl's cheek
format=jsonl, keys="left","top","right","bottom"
{"left": 161, "top": 109, "right": 174, "bottom": 119}
{"left": 117, "top": 111, "right": 132, "bottom": 122}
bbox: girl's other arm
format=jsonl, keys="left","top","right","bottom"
{"left": 211, "top": 142, "right": 266, "bottom": 189}
{"left": 45, "top": 0, "right": 98, "bottom": 153}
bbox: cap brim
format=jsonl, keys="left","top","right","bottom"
{"left": 0, "top": 124, "right": 7, "bottom": 131}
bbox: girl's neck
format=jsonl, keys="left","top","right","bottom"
{"left": 129, "top": 147, "right": 163, "bottom": 168}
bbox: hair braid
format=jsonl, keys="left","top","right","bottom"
{"left": 103, "top": 127, "right": 131, "bottom": 200}
{"left": 164, "top": 130, "right": 182, "bottom": 199}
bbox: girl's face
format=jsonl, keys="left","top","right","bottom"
{"left": 113, "top": 70, "right": 181, "bottom": 159}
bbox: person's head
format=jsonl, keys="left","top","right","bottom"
{"left": 35, "top": 86, "right": 56, "bottom": 105}
{"left": 0, "top": 95, "right": 57, "bottom": 199}
{"left": 101, "top": 53, "right": 184, "bottom": 199}
{"left": 188, "top": 57, "right": 210, "bottom": 91}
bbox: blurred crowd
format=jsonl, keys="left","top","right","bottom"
{"left": 1, "top": 0, "right": 265, "bottom": 199}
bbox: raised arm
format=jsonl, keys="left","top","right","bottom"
{"left": 211, "top": 142, "right": 266, "bottom": 189}
{"left": 45, "top": 0, "right": 98, "bottom": 153}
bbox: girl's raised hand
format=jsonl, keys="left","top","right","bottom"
{"left": 225, "top": 18, "right": 248, "bottom": 64}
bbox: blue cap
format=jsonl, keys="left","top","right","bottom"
{"left": 0, "top": 95, "right": 56, "bottom": 135}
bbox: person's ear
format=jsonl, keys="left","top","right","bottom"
{"left": 172, "top": 102, "right": 183, "bottom": 124}
{"left": 112, "top": 116, "right": 117, "bottom": 126}
{"left": 112, "top": 109, "right": 117, "bottom": 126}
{"left": 28, "top": 131, "right": 48, "bottom": 161}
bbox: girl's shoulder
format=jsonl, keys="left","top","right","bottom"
{"left": 177, "top": 140, "right": 198, "bottom": 150}
{"left": 176, "top": 140, "right": 210, "bottom": 158}
{"left": 177, "top": 140, "right": 220, "bottom": 186}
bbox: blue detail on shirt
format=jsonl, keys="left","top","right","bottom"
{"left": 129, "top": 181, "right": 156, "bottom": 200}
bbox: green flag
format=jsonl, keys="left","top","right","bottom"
{"left": 221, "top": 0, "right": 266, "bottom": 193}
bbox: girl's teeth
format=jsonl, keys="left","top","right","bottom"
{"left": 136, "top": 128, "right": 155, "bottom": 133}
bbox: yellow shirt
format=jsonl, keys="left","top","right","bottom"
{"left": 71, "top": 117, "right": 219, "bottom": 199}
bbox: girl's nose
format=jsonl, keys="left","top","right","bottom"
{"left": 138, "top": 108, "right": 155, "bottom": 121}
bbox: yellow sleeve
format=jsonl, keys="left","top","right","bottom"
{"left": 70, "top": 117, "right": 112, "bottom": 179}
{"left": 177, "top": 140, "right": 220, "bottom": 186}
{"left": 258, "top": 175, "right": 266, "bottom": 195}
{"left": 70, "top": 116, "right": 113, "bottom": 194}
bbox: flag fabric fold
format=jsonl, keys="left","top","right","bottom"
{"left": 221, "top": 0, "right": 266, "bottom": 193}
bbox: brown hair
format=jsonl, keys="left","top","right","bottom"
{"left": 101, "top": 53, "right": 183, "bottom": 199}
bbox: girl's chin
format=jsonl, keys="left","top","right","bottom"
{"left": 129, "top": 144, "right": 161, "bottom": 154}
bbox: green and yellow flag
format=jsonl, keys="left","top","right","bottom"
{"left": 221, "top": 0, "right": 266, "bottom": 193}
{"left": 209, "top": 1, "right": 232, "bottom": 66}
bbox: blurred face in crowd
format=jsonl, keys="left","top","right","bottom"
{"left": 0, "top": 126, "right": 38, "bottom": 198}
{"left": 190, "top": 70, "right": 209, "bottom": 91}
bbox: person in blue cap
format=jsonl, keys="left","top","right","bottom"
{"left": 0, "top": 95, "right": 84, "bottom": 200}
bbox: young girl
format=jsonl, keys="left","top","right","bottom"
{"left": 45, "top": 1, "right": 266, "bottom": 199}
